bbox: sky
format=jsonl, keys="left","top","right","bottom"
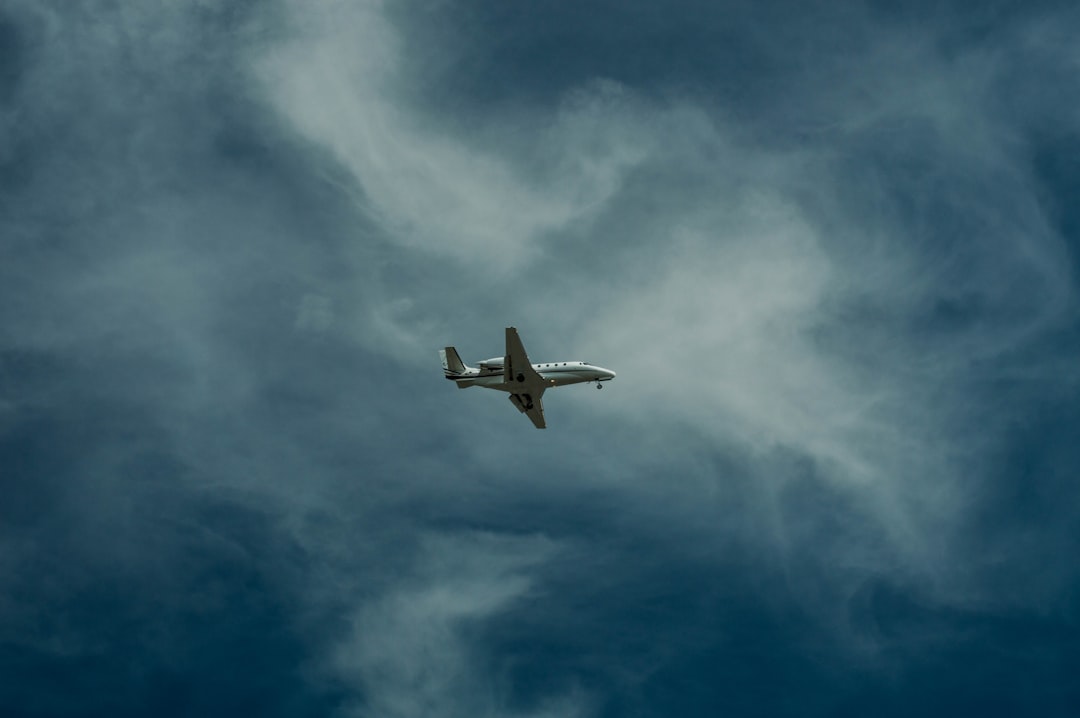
{"left": 2, "top": 1, "right": 1080, "bottom": 716}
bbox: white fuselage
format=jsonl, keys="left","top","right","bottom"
{"left": 440, "top": 329, "right": 614, "bottom": 428}
{"left": 450, "top": 360, "right": 616, "bottom": 391}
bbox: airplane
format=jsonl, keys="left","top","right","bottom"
{"left": 439, "top": 327, "right": 616, "bottom": 429}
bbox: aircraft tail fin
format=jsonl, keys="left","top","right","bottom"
{"left": 440, "top": 347, "right": 476, "bottom": 388}
{"left": 440, "top": 347, "right": 467, "bottom": 374}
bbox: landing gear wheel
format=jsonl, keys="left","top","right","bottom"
{"left": 516, "top": 373, "right": 525, "bottom": 383}
{"left": 596, "top": 382, "right": 603, "bottom": 390}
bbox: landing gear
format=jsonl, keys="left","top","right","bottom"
{"left": 596, "top": 382, "right": 603, "bottom": 390}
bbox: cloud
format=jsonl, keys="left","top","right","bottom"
{"left": 296, "top": 293, "right": 335, "bottom": 333}
{"left": 3, "top": 1, "right": 1080, "bottom": 715}
{"left": 327, "top": 532, "right": 587, "bottom": 718}
{"left": 252, "top": 0, "right": 1079, "bottom": 612}
{"left": 254, "top": 1, "right": 648, "bottom": 272}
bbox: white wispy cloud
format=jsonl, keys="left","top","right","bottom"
{"left": 254, "top": 1, "right": 647, "bottom": 272}
{"left": 252, "top": 0, "right": 1078, "bottom": 611}
{"left": 328, "top": 532, "right": 587, "bottom": 718}
{"left": 5, "top": 1, "right": 1077, "bottom": 713}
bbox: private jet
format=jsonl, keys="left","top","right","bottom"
{"left": 440, "top": 327, "right": 616, "bottom": 429}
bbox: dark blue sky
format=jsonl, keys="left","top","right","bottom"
{"left": 2, "top": 1, "right": 1079, "bottom": 716}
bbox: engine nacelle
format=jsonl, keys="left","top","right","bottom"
{"left": 478, "top": 356, "right": 505, "bottom": 370}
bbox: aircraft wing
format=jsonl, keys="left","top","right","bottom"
{"left": 504, "top": 328, "right": 548, "bottom": 428}
{"left": 504, "top": 327, "right": 544, "bottom": 385}
{"left": 509, "top": 391, "right": 546, "bottom": 429}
